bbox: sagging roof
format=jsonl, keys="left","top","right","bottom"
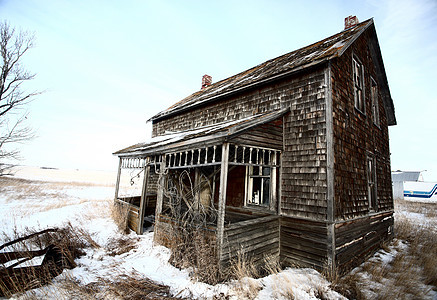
{"left": 151, "top": 18, "right": 377, "bottom": 122}
{"left": 114, "top": 108, "right": 289, "bottom": 157}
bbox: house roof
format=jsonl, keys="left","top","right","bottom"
{"left": 150, "top": 18, "right": 395, "bottom": 124}
{"left": 392, "top": 171, "right": 423, "bottom": 182}
{"left": 114, "top": 108, "right": 289, "bottom": 157}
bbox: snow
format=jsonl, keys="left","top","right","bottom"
{"left": 7, "top": 166, "right": 437, "bottom": 299}
{"left": 0, "top": 166, "right": 349, "bottom": 299}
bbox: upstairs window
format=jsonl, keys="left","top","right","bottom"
{"left": 371, "top": 77, "right": 380, "bottom": 126}
{"left": 353, "top": 57, "right": 365, "bottom": 113}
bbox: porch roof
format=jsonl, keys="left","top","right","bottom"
{"left": 114, "top": 107, "right": 289, "bottom": 157}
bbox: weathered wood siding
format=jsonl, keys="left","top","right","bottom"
{"left": 221, "top": 215, "right": 280, "bottom": 267}
{"left": 335, "top": 212, "right": 394, "bottom": 272}
{"left": 280, "top": 216, "right": 328, "bottom": 270}
{"left": 153, "top": 66, "right": 329, "bottom": 222}
{"left": 230, "top": 118, "right": 283, "bottom": 150}
{"left": 127, "top": 205, "right": 139, "bottom": 232}
{"left": 116, "top": 195, "right": 156, "bottom": 233}
{"left": 281, "top": 68, "right": 328, "bottom": 221}
{"left": 114, "top": 200, "right": 140, "bottom": 233}
{"left": 152, "top": 82, "right": 283, "bottom": 137}
{"left": 331, "top": 28, "right": 393, "bottom": 220}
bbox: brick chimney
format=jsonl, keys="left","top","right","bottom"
{"left": 201, "top": 74, "right": 212, "bottom": 89}
{"left": 344, "top": 15, "right": 359, "bottom": 30}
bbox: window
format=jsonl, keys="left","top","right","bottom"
{"left": 353, "top": 57, "right": 365, "bottom": 113}
{"left": 367, "top": 154, "right": 377, "bottom": 210}
{"left": 371, "top": 77, "right": 380, "bottom": 126}
{"left": 246, "top": 165, "right": 271, "bottom": 207}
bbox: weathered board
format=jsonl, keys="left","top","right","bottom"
{"left": 280, "top": 216, "right": 328, "bottom": 270}
{"left": 335, "top": 211, "right": 393, "bottom": 272}
{"left": 116, "top": 195, "right": 157, "bottom": 233}
{"left": 221, "top": 215, "right": 280, "bottom": 268}
{"left": 230, "top": 118, "right": 283, "bottom": 150}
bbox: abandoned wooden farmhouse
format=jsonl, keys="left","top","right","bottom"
{"left": 113, "top": 16, "right": 396, "bottom": 273}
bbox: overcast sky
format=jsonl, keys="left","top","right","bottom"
{"left": 1, "top": 0, "right": 436, "bottom": 180}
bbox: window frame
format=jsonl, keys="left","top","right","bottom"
{"left": 352, "top": 56, "right": 365, "bottom": 114}
{"left": 366, "top": 153, "right": 378, "bottom": 211}
{"left": 245, "top": 165, "right": 271, "bottom": 207}
{"left": 370, "top": 77, "right": 380, "bottom": 127}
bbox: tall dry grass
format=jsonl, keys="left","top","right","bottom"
{"left": 330, "top": 199, "right": 437, "bottom": 299}
{"left": 0, "top": 223, "right": 99, "bottom": 297}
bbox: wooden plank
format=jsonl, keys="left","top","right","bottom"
{"left": 155, "top": 155, "right": 165, "bottom": 218}
{"left": 280, "top": 238, "right": 327, "bottom": 257}
{"left": 223, "top": 224, "right": 279, "bottom": 253}
{"left": 334, "top": 212, "right": 394, "bottom": 272}
{"left": 114, "top": 157, "right": 122, "bottom": 200}
{"left": 325, "top": 63, "right": 336, "bottom": 273}
{"left": 225, "top": 219, "right": 278, "bottom": 240}
{"left": 225, "top": 215, "right": 279, "bottom": 230}
{"left": 137, "top": 160, "right": 150, "bottom": 234}
{"left": 221, "top": 236, "right": 280, "bottom": 261}
{"left": 216, "top": 142, "right": 229, "bottom": 261}
{"left": 225, "top": 219, "right": 278, "bottom": 238}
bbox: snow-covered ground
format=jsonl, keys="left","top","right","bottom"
{"left": 1, "top": 166, "right": 436, "bottom": 299}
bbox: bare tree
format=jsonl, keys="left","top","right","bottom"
{"left": 0, "top": 21, "right": 39, "bottom": 175}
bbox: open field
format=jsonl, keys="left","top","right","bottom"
{"left": 1, "top": 166, "right": 436, "bottom": 299}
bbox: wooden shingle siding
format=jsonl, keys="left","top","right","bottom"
{"left": 221, "top": 215, "right": 280, "bottom": 267}
{"left": 335, "top": 211, "right": 393, "bottom": 272}
{"left": 281, "top": 67, "right": 328, "bottom": 221}
{"left": 280, "top": 216, "right": 328, "bottom": 270}
{"left": 231, "top": 118, "right": 283, "bottom": 150}
{"left": 152, "top": 83, "right": 283, "bottom": 137}
{"left": 331, "top": 29, "right": 393, "bottom": 220}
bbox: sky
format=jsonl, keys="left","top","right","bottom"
{"left": 1, "top": 0, "right": 436, "bottom": 180}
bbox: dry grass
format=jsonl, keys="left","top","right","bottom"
{"left": 167, "top": 227, "right": 222, "bottom": 285}
{"left": 106, "top": 236, "right": 139, "bottom": 256}
{"left": 0, "top": 223, "right": 99, "bottom": 297}
{"left": 16, "top": 271, "right": 179, "bottom": 300}
{"left": 330, "top": 199, "right": 437, "bottom": 299}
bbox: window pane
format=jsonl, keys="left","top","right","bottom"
{"left": 262, "top": 167, "right": 271, "bottom": 176}
{"left": 251, "top": 177, "right": 262, "bottom": 204}
{"left": 262, "top": 178, "right": 270, "bottom": 205}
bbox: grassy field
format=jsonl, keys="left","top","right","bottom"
{"left": 1, "top": 168, "right": 436, "bottom": 299}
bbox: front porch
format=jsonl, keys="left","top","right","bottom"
{"left": 113, "top": 109, "right": 287, "bottom": 267}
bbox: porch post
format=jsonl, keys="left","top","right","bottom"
{"left": 155, "top": 155, "right": 166, "bottom": 217}
{"left": 216, "top": 142, "right": 229, "bottom": 262}
{"left": 270, "top": 151, "right": 278, "bottom": 211}
{"left": 114, "top": 157, "right": 122, "bottom": 201}
{"left": 138, "top": 157, "right": 150, "bottom": 234}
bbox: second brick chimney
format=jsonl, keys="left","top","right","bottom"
{"left": 344, "top": 16, "right": 359, "bottom": 30}
{"left": 201, "top": 74, "right": 212, "bottom": 89}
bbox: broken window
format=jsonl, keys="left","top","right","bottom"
{"left": 367, "top": 153, "right": 377, "bottom": 210}
{"left": 246, "top": 165, "right": 271, "bottom": 207}
{"left": 353, "top": 57, "right": 365, "bottom": 113}
{"left": 371, "top": 77, "right": 380, "bottom": 126}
